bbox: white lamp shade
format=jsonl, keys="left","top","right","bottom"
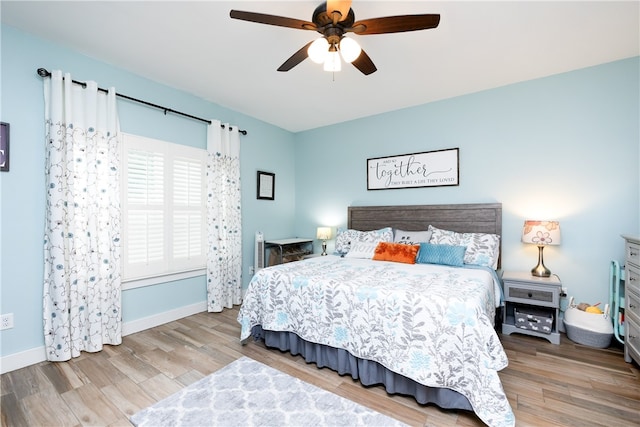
{"left": 316, "top": 227, "right": 332, "bottom": 240}
{"left": 522, "top": 220, "right": 561, "bottom": 245}
{"left": 339, "top": 37, "right": 361, "bottom": 63}
{"left": 308, "top": 38, "right": 329, "bottom": 64}
{"left": 323, "top": 50, "right": 342, "bottom": 71}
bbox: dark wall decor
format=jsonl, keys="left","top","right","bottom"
{"left": 367, "top": 148, "right": 459, "bottom": 190}
{"left": 0, "top": 122, "right": 9, "bottom": 172}
{"left": 257, "top": 170, "right": 275, "bottom": 200}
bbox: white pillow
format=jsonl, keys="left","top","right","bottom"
{"left": 344, "top": 242, "right": 379, "bottom": 259}
{"left": 334, "top": 227, "right": 393, "bottom": 255}
{"left": 393, "top": 229, "right": 433, "bottom": 245}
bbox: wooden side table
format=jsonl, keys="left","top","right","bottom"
{"left": 502, "top": 271, "right": 562, "bottom": 344}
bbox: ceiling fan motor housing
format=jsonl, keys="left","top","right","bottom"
{"left": 313, "top": 3, "right": 355, "bottom": 27}
{"left": 313, "top": 3, "right": 356, "bottom": 46}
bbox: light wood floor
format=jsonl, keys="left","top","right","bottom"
{"left": 1, "top": 307, "right": 639, "bottom": 427}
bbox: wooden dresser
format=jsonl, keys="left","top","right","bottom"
{"left": 622, "top": 235, "right": 640, "bottom": 365}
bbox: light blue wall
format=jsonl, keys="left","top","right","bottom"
{"left": 1, "top": 24, "right": 639, "bottom": 362}
{"left": 294, "top": 57, "right": 640, "bottom": 308}
{"left": 0, "top": 26, "right": 296, "bottom": 358}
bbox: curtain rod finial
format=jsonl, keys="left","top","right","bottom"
{"left": 37, "top": 68, "right": 50, "bottom": 77}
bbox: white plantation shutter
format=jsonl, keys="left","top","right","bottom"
{"left": 122, "top": 134, "right": 206, "bottom": 280}
{"left": 127, "top": 149, "right": 164, "bottom": 267}
{"left": 172, "top": 156, "right": 204, "bottom": 267}
{"left": 128, "top": 211, "right": 164, "bottom": 264}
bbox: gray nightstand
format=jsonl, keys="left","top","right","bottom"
{"left": 502, "top": 271, "right": 562, "bottom": 344}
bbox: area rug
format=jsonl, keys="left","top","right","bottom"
{"left": 130, "top": 356, "right": 407, "bottom": 427}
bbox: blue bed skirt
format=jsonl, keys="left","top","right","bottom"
{"left": 251, "top": 326, "right": 473, "bottom": 411}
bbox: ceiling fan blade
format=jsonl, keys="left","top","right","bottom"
{"left": 350, "top": 14, "right": 440, "bottom": 35}
{"left": 351, "top": 49, "right": 377, "bottom": 75}
{"left": 277, "top": 41, "right": 314, "bottom": 72}
{"left": 326, "top": 0, "right": 352, "bottom": 22}
{"left": 230, "top": 10, "right": 317, "bottom": 31}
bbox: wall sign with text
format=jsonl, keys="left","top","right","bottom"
{"left": 367, "top": 148, "right": 459, "bottom": 190}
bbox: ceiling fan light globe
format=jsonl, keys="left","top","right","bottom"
{"left": 308, "top": 38, "right": 329, "bottom": 63}
{"left": 339, "top": 37, "right": 361, "bottom": 63}
{"left": 324, "top": 51, "right": 342, "bottom": 72}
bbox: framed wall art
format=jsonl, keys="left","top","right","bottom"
{"left": 0, "top": 122, "right": 9, "bottom": 172}
{"left": 367, "top": 148, "right": 459, "bottom": 190}
{"left": 257, "top": 170, "right": 275, "bottom": 200}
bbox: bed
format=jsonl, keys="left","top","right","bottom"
{"left": 238, "top": 203, "right": 514, "bottom": 427}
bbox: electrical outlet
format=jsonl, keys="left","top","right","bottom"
{"left": 561, "top": 287, "right": 568, "bottom": 297}
{"left": 0, "top": 313, "right": 14, "bottom": 330}
{"left": 248, "top": 266, "right": 255, "bottom": 276}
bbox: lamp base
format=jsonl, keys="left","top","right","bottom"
{"left": 531, "top": 245, "right": 551, "bottom": 277}
{"left": 321, "top": 241, "right": 327, "bottom": 256}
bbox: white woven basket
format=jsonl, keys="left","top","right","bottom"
{"left": 563, "top": 297, "right": 613, "bottom": 348}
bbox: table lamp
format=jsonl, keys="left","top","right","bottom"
{"left": 521, "top": 220, "right": 561, "bottom": 277}
{"left": 316, "top": 227, "right": 331, "bottom": 256}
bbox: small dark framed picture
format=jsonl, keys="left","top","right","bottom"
{"left": 0, "top": 122, "right": 9, "bottom": 172}
{"left": 257, "top": 171, "right": 275, "bottom": 200}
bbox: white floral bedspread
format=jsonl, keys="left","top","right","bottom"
{"left": 238, "top": 256, "right": 515, "bottom": 427}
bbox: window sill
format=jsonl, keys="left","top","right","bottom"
{"left": 122, "top": 268, "right": 206, "bottom": 291}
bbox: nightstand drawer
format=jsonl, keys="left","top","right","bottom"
{"left": 626, "top": 240, "right": 640, "bottom": 267}
{"left": 505, "top": 282, "right": 559, "bottom": 307}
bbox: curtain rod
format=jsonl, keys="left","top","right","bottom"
{"left": 37, "top": 68, "right": 247, "bottom": 135}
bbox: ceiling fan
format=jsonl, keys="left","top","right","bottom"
{"left": 229, "top": 0, "right": 440, "bottom": 75}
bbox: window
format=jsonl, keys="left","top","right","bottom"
{"left": 121, "top": 133, "right": 207, "bottom": 281}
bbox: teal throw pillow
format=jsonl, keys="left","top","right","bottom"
{"left": 416, "top": 243, "right": 467, "bottom": 267}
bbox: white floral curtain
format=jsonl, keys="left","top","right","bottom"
{"left": 206, "top": 120, "right": 242, "bottom": 312}
{"left": 43, "top": 70, "right": 122, "bottom": 361}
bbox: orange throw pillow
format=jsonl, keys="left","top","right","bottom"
{"left": 372, "top": 242, "right": 420, "bottom": 264}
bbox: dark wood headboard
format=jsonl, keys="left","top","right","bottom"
{"left": 348, "top": 203, "right": 502, "bottom": 268}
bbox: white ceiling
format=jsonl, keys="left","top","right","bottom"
{"left": 2, "top": 1, "right": 639, "bottom": 133}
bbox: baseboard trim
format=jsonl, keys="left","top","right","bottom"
{"left": 0, "top": 346, "right": 47, "bottom": 375}
{"left": 0, "top": 301, "right": 207, "bottom": 374}
{"left": 121, "top": 301, "right": 207, "bottom": 336}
